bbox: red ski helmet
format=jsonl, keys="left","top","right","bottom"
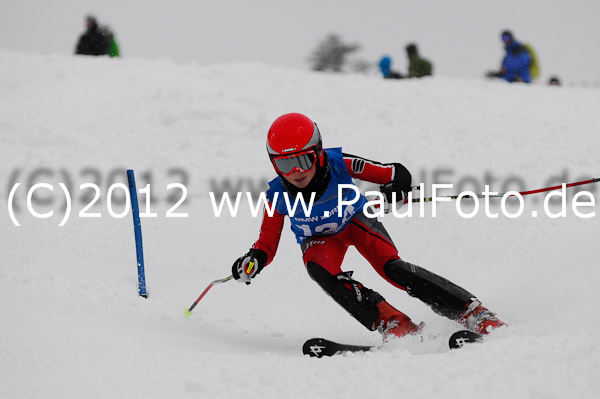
{"left": 266, "top": 113, "right": 324, "bottom": 175}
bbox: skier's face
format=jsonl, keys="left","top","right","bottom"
{"left": 501, "top": 33, "right": 513, "bottom": 48}
{"left": 282, "top": 164, "right": 316, "bottom": 189}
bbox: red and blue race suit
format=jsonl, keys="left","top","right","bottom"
{"left": 245, "top": 148, "right": 480, "bottom": 333}
{"left": 254, "top": 147, "right": 409, "bottom": 282}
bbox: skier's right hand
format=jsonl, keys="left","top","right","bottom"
{"left": 232, "top": 248, "right": 267, "bottom": 285}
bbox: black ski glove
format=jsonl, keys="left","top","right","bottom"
{"left": 232, "top": 248, "right": 267, "bottom": 285}
{"left": 380, "top": 181, "right": 411, "bottom": 204}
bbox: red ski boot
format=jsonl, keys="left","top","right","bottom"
{"left": 375, "top": 301, "right": 423, "bottom": 341}
{"left": 459, "top": 300, "right": 506, "bottom": 335}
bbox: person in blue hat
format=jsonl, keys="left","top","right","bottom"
{"left": 486, "top": 30, "right": 532, "bottom": 83}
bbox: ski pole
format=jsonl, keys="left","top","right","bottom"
{"left": 184, "top": 275, "right": 233, "bottom": 316}
{"left": 408, "top": 177, "right": 600, "bottom": 203}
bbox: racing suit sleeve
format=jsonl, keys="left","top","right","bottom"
{"left": 252, "top": 202, "right": 285, "bottom": 266}
{"left": 342, "top": 153, "right": 411, "bottom": 186}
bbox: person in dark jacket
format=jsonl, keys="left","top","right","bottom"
{"left": 486, "top": 30, "right": 532, "bottom": 83}
{"left": 406, "top": 43, "right": 433, "bottom": 78}
{"left": 547, "top": 76, "right": 561, "bottom": 86}
{"left": 75, "top": 16, "right": 109, "bottom": 56}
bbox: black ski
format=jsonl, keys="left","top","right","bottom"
{"left": 304, "top": 330, "right": 483, "bottom": 357}
{"left": 448, "top": 330, "right": 483, "bottom": 349}
{"left": 303, "top": 338, "right": 373, "bottom": 358}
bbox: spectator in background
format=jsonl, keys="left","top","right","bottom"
{"left": 547, "top": 76, "right": 561, "bottom": 86}
{"left": 75, "top": 15, "right": 109, "bottom": 56}
{"left": 378, "top": 55, "right": 403, "bottom": 79}
{"left": 486, "top": 30, "right": 532, "bottom": 83}
{"left": 405, "top": 43, "right": 433, "bottom": 78}
{"left": 102, "top": 26, "right": 120, "bottom": 57}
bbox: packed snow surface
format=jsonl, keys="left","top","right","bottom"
{"left": 1, "top": 51, "right": 599, "bottom": 399}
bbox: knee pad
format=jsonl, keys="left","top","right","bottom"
{"left": 306, "top": 262, "right": 384, "bottom": 331}
{"left": 383, "top": 259, "right": 475, "bottom": 319}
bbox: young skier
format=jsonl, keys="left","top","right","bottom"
{"left": 231, "top": 113, "right": 505, "bottom": 340}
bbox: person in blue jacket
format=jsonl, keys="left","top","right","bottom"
{"left": 486, "top": 30, "right": 532, "bottom": 83}
{"left": 378, "top": 55, "right": 403, "bottom": 79}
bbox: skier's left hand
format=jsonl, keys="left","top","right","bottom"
{"left": 380, "top": 181, "right": 411, "bottom": 203}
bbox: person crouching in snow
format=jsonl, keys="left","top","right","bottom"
{"left": 231, "top": 113, "right": 505, "bottom": 340}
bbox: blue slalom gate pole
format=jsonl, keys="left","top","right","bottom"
{"left": 127, "top": 170, "right": 148, "bottom": 298}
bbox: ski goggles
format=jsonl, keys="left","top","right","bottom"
{"left": 271, "top": 149, "right": 317, "bottom": 176}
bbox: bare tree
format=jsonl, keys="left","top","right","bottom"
{"left": 309, "top": 33, "right": 360, "bottom": 72}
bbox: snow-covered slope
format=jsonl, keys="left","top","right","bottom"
{"left": 1, "top": 51, "right": 599, "bottom": 399}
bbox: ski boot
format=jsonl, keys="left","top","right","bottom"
{"left": 458, "top": 299, "right": 506, "bottom": 335}
{"left": 375, "top": 301, "right": 423, "bottom": 341}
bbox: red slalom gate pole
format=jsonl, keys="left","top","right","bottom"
{"left": 409, "top": 177, "right": 600, "bottom": 203}
{"left": 184, "top": 275, "right": 233, "bottom": 316}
